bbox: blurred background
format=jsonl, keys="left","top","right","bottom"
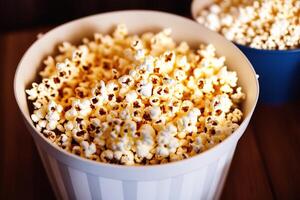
{"left": 0, "top": 0, "right": 192, "bottom": 32}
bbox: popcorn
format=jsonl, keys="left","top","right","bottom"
{"left": 157, "top": 124, "right": 180, "bottom": 157}
{"left": 191, "top": 135, "right": 203, "bottom": 153}
{"left": 118, "top": 75, "right": 134, "bottom": 87}
{"left": 56, "top": 133, "right": 70, "bottom": 150}
{"left": 136, "top": 141, "right": 153, "bottom": 159}
{"left": 137, "top": 80, "right": 153, "bottom": 97}
{"left": 119, "top": 150, "right": 134, "bottom": 165}
{"left": 176, "top": 42, "right": 190, "bottom": 54}
{"left": 196, "top": 0, "right": 300, "bottom": 50}
{"left": 211, "top": 94, "right": 233, "bottom": 114}
{"left": 227, "top": 108, "right": 243, "bottom": 123}
{"left": 26, "top": 24, "right": 245, "bottom": 165}
{"left": 42, "top": 130, "right": 56, "bottom": 142}
{"left": 72, "top": 129, "right": 89, "bottom": 143}
{"left": 149, "top": 106, "right": 161, "bottom": 121}
{"left": 113, "top": 24, "right": 128, "bottom": 40}
{"left": 81, "top": 141, "right": 96, "bottom": 158}
{"left": 100, "top": 150, "right": 114, "bottom": 162}
{"left": 72, "top": 146, "right": 84, "bottom": 157}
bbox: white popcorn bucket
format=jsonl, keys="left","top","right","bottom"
{"left": 191, "top": 0, "right": 213, "bottom": 20}
{"left": 14, "top": 11, "right": 259, "bottom": 200}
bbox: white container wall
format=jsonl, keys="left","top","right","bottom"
{"left": 15, "top": 11, "right": 259, "bottom": 200}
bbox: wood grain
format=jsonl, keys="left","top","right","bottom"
{"left": 253, "top": 104, "right": 300, "bottom": 200}
{"left": 221, "top": 124, "right": 274, "bottom": 200}
{"left": 0, "top": 29, "right": 55, "bottom": 200}
{"left": 0, "top": 27, "right": 299, "bottom": 200}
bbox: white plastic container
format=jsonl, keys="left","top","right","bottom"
{"left": 14, "top": 11, "right": 259, "bottom": 200}
{"left": 191, "top": 0, "right": 213, "bottom": 20}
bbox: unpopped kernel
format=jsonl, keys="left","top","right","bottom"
{"left": 196, "top": 0, "right": 300, "bottom": 50}
{"left": 26, "top": 24, "right": 245, "bottom": 165}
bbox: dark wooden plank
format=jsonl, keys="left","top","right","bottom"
{"left": 0, "top": 33, "right": 7, "bottom": 200}
{"left": 0, "top": 28, "right": 55, "bottom": 200}
{"left": 253, "top": 104, "right": 300, "bottom": 200}
{"left": 287, "top": 102, "right": 300, "bottom": 145}
{"left": 221, "top": 124, "right": 274, "bottom": 200}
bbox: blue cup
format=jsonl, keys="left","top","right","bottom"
{"left": 236, "top": 44, "right": 300, "bottom": 104}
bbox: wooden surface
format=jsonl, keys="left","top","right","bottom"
{"left": 0, "top": 27, "right": 299, "bottom": 200}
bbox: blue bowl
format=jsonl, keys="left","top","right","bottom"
{"left": 236, "top": 44, "right": 300, "bottom": 104}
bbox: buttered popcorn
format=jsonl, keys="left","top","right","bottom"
{"left": 26, "top": 24, "right": 245, "bottom": 165}
{"left": 196, "top": 0, "right": 300, "bottom": 50}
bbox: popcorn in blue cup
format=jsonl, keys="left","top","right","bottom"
{"left": 193, "top": 0, "right": 300, "bottom": 103}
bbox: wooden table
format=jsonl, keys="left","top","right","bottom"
{"left": 0, "top": 27, "right": 299, "bottom": 200}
